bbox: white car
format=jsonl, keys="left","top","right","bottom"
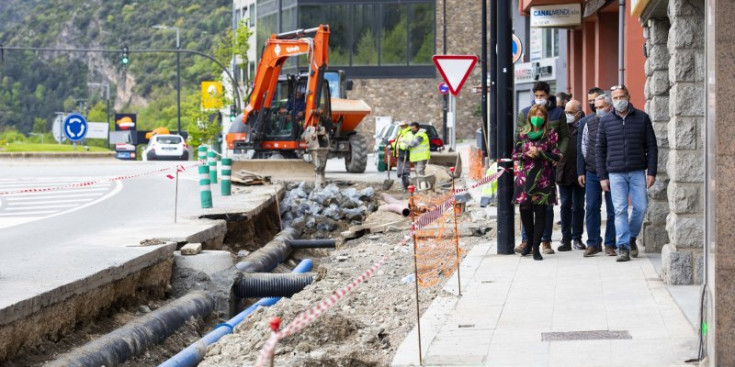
{"left": 143, "top": 134, "right": 189, "bottom": 161}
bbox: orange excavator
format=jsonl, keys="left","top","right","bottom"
{"left": 225, "top": 25, "right": 371, "bottom": 186}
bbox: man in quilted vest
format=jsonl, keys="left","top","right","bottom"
{"left": 596, "top": 85, "right": 658, "bottom": 262}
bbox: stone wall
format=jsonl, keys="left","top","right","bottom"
{"left": 642, "top": 18, "right": 671, "bottom": 254}
{"left": 659, "top": 0, "right": 705, "bottom": 285}
{"left": 349, "top": 0, "right": 484, "bottom": 147}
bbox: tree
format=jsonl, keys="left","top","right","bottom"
{"left": 213, "top": 20, "right": 254, "bottom": 87}
{"left": 32, "top": 118, "right": 47, "bottom": 134}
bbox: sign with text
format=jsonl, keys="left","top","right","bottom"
{"left": 86, "top": 122, "right": 110, "bottom": 139}
{"left": 530, "top": 3, "right": 582, "bottom": 28}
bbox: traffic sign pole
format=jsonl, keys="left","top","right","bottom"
{"left": 497, "top": 0, "right": 515, "bottom": 255}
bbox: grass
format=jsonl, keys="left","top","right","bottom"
{"left": 0, "top": 143, "right": 111, "bottom": 153}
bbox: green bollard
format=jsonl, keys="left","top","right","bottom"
{"left": 198, "top": 165, "right": 212, "bottom": 208}
{"left": 221, "top": 158, "right": 232, "bottom": 196}
{"left": 198, "top": 146, "right": 207, "bottom": 162}
{"left": 208, "top": 150, "right": 218, "bottom": 184}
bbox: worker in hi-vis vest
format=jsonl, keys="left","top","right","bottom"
{"left": 407, "top": 122, "right": 430, "bottom": 180}
{"left": 480, "top": 162, "right": 499, "bottom": 207}
{"left": 391, "top": 121, "right": 412, "bottom": 188}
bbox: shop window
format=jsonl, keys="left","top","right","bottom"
{"left": 543, "top": 28, "right": 559, "bottom": 58}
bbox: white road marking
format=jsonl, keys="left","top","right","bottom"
{"left": 11, "top": 199, "right": 95, "bottom": 205}
{"left": 6, "top": 193, "right": 103, "bottom": 201}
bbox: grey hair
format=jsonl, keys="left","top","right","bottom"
{"left": 596, "top": 94, "right": 612, "bottom": 106}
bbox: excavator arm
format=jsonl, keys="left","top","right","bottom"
{"left": 241, "top": 25, "right": 330, "bottom": 145}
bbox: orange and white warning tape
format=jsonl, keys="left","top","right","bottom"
{"left": 0, "top": 162, "right": 200, "bottom": 196}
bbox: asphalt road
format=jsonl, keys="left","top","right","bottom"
{"left": 0, "top": 160, "right": 201, "bottom": 251}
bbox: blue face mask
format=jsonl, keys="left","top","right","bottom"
{"left": 596, "top": 108, "right": 609, "bottom": 118}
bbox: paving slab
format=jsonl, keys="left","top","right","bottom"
{"left": 392, "top": 234, "right": 699, "bottom": 367}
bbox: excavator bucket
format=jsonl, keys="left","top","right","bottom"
{"left": 231, "top": 159, "right": 318, "bottom": 181}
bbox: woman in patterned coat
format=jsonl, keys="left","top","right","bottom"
{"left": 512, "top": 104, "right": 562, "bottom": 260}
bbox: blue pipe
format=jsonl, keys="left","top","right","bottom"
{"left": 158, "top": 259, "right": 314, "bottom": 367}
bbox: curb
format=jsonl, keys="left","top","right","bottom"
{"left": 0, "top": 152, "right": 116, "bottom": 159}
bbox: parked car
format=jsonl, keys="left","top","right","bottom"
{"left": 382, "top": 123, "right": 444, "bottom": 170}
{"left": 143, "top": 134, "right": 189, "bottom": 161}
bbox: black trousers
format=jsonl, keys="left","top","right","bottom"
{"left": 520, "top": 204, "right": 549, "bottom": 253}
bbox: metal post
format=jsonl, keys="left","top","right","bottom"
{"left": 176, "top": 28, "right": 181, "bottom": 135}
{"left": 490, "top": 0, "right": 498, "bottom": 161}
{"left": 174, "top": 170, "right": 179, "bottom": 223}
{"left": 450, "top": 168, "right": 462, "bottom": 296}
{"left": 407, "top": 185, "right": 423, "bottom": 366}
{"left": 481, "top": 0, "right": 489, "bottom": 159}
{"left": 618, "top": 0, "right": 625, "bottom": 85}
{"left": 442, "top": 0, "right": 448, "bottom": 143}
{"left": 496, "top": 0, "right": 515, "bottom": 255}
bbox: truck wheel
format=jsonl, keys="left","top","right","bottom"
{"left": 345, "top": 133, "right": 368, "bottom": 173}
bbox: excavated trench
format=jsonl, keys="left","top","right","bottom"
{"left": 6, "top": 182, "right": 376, "bottom": 367}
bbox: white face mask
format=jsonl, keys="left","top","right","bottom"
{"left": 534, "top": 99, "right": 547, "bottom": 106}
{"left": 565, "top": 113, "right": 576, "bottom": 123}
{"left": 613, "top": 99, "right": 629, "bottom": 112}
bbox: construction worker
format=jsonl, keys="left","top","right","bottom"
{"left": 392, "top": 121, "right": 412, "bottom": 189}
{"left": 407, "top": 121, "right": 430, "bottom": 178}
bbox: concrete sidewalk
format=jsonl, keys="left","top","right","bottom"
{"left": 392, "top": 235, "right": 699, "bottom": 366}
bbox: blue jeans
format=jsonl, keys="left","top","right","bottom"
{"left": 521, "top": 205, "right": 553, "bottom": 242}
{"left": 585, "top": 171, "right": 616, "bottom": 248}
{"left": 559, "top": 183, "right": 585, "bottom": 241}
{"left": 609, "top": 170, "right": 648, "bottom": 251}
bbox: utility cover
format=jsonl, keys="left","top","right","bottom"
{"left": 432, "top": 55, "right": 478, "bottom": 96}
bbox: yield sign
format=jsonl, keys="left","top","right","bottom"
{"left": 432, "top": 55, "right": 478, "bottom": 96}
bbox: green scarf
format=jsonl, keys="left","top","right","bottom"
{"left": 527, "top": 130, "right": 544, "bottom": 141}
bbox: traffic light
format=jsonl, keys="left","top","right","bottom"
{"left": 230, "top": 104, "right": 237, "bottom": 122}
{"left": 121, "top": 45, "right": 129, "bottom": 65}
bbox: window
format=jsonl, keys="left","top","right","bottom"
{"left": 542, "top": 29, "right": 559, "bottom": 58}
{"left": 352, "top": 4, "right": 378, "bottom": 66}
{"left": 324, "top": 5, "right": 350, "bottom": 66}
{"left": 408, "top": 3, "right": 434, "bottom": 65}
{"left": 380, "top": 4, "right": 407, "bottom": 65}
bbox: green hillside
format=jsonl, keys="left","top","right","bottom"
{"left": 0, "top": 1, "right": 233, "bottom": 135}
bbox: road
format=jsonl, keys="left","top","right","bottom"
{"left": 0, "top": 160, "right": 201, "bottom": 259}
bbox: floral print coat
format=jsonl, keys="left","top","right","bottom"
{"left": 512, "top": 130, "right": 562, "bottom": 205}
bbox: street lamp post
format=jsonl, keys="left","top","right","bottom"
{"left": 153, "top": 25, "right": 181, "bottom": 134}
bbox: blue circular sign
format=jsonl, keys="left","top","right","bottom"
{"left": 438, "top": 82, "right": 450, "bottom": 95}
{"left": 512, "top": 34, "right": 523, "bottom": 64}
{"left": 63, "top": 113, "right": 88, "bottom": 142}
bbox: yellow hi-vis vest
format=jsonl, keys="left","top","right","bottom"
{"left": 391, "top": 126, "right": 411, "bottom": 157}
{"left": 409, "top": 130, "right": 430, "bottom": 162}
{"left": 481, "top": 162, "right": 499, "bottom": 197}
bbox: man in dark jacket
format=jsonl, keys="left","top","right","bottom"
{"left": 514, "top": 81, "right": 569, "bottom": 255}
{"left": 577, "top": 94, "right": 617, "bottom": 257}
{"left": 596, "top": 85, "right": 658, "bottom": 262}
{"left": 556, "top": 100, "right": 585, "bottom": 251}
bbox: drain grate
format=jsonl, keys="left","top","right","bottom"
{"left": 541, "top": 330, "right": 632, "bottom": 342}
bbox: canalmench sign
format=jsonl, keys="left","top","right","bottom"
{"left": 530, "top": 3, "right": 582, "bottom": 28}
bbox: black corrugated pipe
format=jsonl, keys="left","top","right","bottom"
{"left": 235, "top": 227, "right": 297, "bottom": 273}
{"left": 286, "top": 239, "right": 336, "bottom": 249}
{"left": 234, "top": 273, "right": 314, "bottom": 298}
{"left": 47, "top": 292, "right": 214, "bottom": 367}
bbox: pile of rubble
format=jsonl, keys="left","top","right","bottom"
{"left": 280, "top": 182, "right": 378, "bottom": 237}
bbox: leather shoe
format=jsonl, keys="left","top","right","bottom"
{"left": 583, "top": 247, "right": 601, "bottom": 257}
{"left": 617, "top": 249, "right": 631, "bottom": 262}
{"left": 630, "top": 237, "right": 639, "bottom": 258}
{"left": 557, "top": 240, "right": 572, "bottom": 252}
{"left": 515, "top": 241, "right": 527, "bottom": 254}
{"left": 573, "top": 239, "right": 586, "bottom": 250}
{"left": 604, "top": 246, "right": 617, "bottom": 256}
{"left": 542, "top": 241, "right": 555, "bottom": 254}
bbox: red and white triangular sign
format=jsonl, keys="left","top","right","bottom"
{"left": 433, "top": 55, "right": 478, "bottom": 96}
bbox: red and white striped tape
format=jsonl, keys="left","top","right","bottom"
{"left": 254, "top": 255, "right": 390, "bottom": 367}
{"left": 0, "top": 162, "right": 200, "bottom": 196}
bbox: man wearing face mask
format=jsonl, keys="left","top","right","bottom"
{"left": 587, "top": 87, "right": 604, "bottom": 115}
{"left": 556, "top": 100, "right": 586, "bottom": 252}
{"left": 596, "top": 85, "right": 658, "bottom": 262}
{"left": 578, "top": 94, "right": 617, "bottom": 257}
{"left": 514, "top": 81, "right": 570, "bottom": 255}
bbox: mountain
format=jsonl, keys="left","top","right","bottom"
{"left": 0, "top": 0, "right": 231, "bottom": 134}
